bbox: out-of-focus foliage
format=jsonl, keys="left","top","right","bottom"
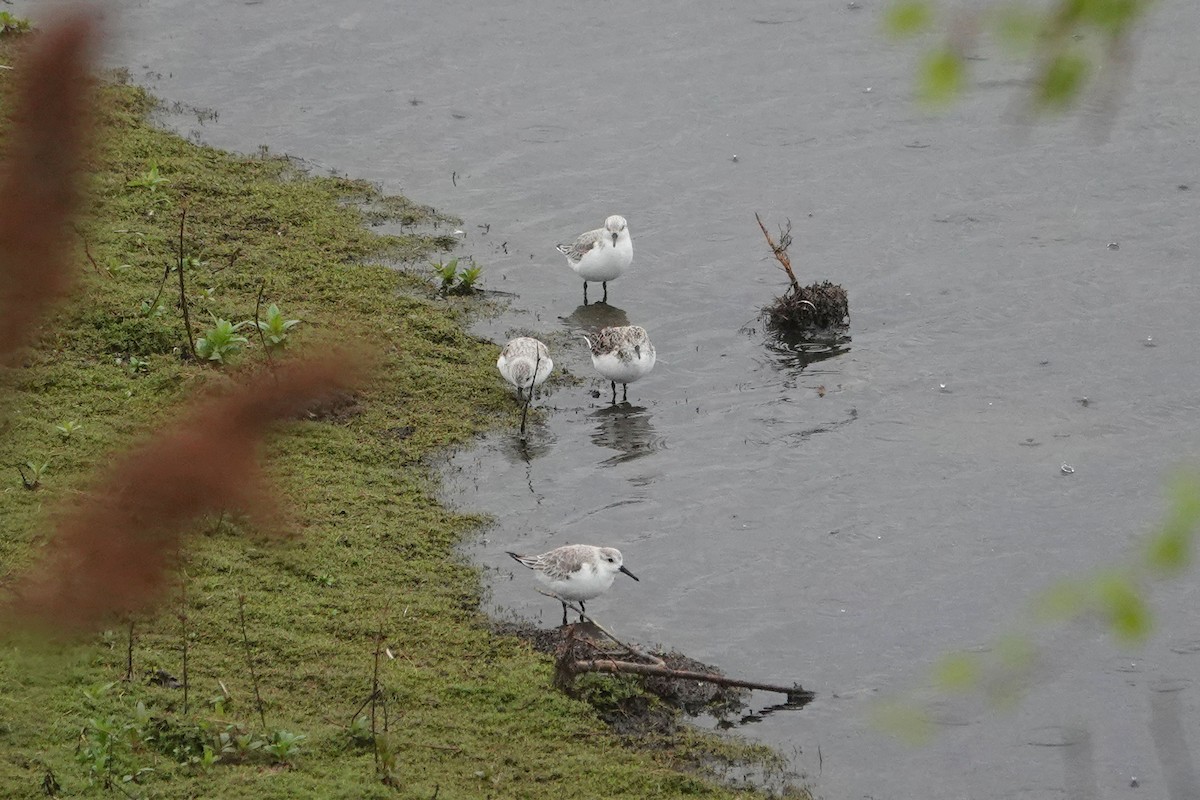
{"left": 881, "top": 472, "right": 1200, "bottom": 740}
{"left": 885, "top": 0, "right": 1155, "bottom": 110}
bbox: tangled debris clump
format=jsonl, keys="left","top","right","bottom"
{"left": 494, "top": 616, "right": 813, "bottom": 730}
{"left": 755, "top": 213, "right": 849, "bottom": 334}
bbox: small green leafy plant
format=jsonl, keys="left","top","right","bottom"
{"left": 17, "top": 459, "right": 48, "bottom": 490}
{"left": 127, "top": 160, "right": 170, "bottom": 192}
{"left": 0, "top": 12, "right": 32, "bottom": 35}
{"left": 266, "top": 730, "right": 305, "bottom": 765}
{"left": 457, "top": 263, "right": 484, "bottom": 292}
{"left": 431, "top": 258, "right": 484, "bottom": 295}
{"left": 432, "top": 258, "right": 460, "bottom": 292}
{"left": 196, "top": 316, "right": 250, "bottom": 364}
{"left": 254, "top": 303, "right": 301, "bottom": 348}
{"left": 55, "top": 420, "right": 82, "bottom": 439}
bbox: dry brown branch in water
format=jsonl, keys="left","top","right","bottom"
{"left": 755, "top": 212, "right": 800, "bottom": 295}
{"left": 546, "top": 596, "right": 813, "bottom": 706}
{"left": 0, "top": 12, "right": 96, "bottom": 365}
{"left": 3, "top": 353, "right": 368, "bottom": 634}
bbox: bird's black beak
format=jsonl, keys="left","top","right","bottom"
{"left": 619, "top": 565, "right": 639, "bottom": 581}
{"left": 611, "top": 232, "right": 618, "bottom": 245}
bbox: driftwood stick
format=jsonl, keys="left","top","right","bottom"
{"left": 535, "top": 589, "right": 664, "bottom": 666}
{"left": 755, "top": 212, "right": 800, "bottom": 295}
{"left": 531, "top": 589, "right": 810, "bottom": 702}
{"left": 570, "top": 658, "right": 812, "bottom": 703}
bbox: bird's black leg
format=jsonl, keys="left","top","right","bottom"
{"left": 610, "top": 381, "right": 617, "bottom": 405}
{"left": 602, "top": 282, "right": 608, "bottom": 303}
{"left": 560, "top": 601, "right": 569, "bottom": 627}
{"left": 583, "top": 281, "right": 589, "bottom": 305}
{"left": 579, "top": 601, "right": 586, "bottom": 622}
{"left": 622, "top": 384, "right": 628, "bottom": 402}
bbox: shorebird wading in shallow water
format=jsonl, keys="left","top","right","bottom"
{"left": 556, "top": 214, "right": 633, "bottom": 305}
{"left": 507, "top": 544, "right": 639, "bottom": 626}
{"left": 497, "top": 336, "right": 553, "bottom": 434}
{"left": 581, "top": 325, "right": 656, "bottom": 404}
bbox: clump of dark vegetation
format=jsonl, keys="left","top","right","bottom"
{"left": 756, "top": 213, "right": 849, "bottom": 334}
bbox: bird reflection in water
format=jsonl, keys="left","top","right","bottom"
{"left": 498, "top": 426, "right": 555, "bottom": 500}
{"left": 561, "top": 301, "right": 629, "bottom": 333}
{"left": 589, "top": 404, "right": 665, "bottom": 467}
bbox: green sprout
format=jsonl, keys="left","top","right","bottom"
{"left": 55, "top": 420, "right": 82, "bottom": 439}
{"left": 254, "top": 303, "right": 302, "bottom": 348}
{"left": 196, "top": 316, "right": 250, "bottom": 364}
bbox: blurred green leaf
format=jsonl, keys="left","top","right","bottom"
{"left": 885, "top": 0, "right": 934, "bottom": 37}
{"left": 1036, "top": 51, "right": 1090, "bottom": 109}
{"left": 990, "top": 4, "right": 1042, "bottom": 52}
{"left": 933, "top": 653, "right": 979, "bottom": 692}
{"left": 1031, "top": 579, "right": 1089, "bottom": 622}
{"left": 1094, "top": 572, "right": 1150, "bottom": 642}
{"left": 1145, "top": 475, "right": 1200, "bottom": 574}
{"left": 994, "top": 634, "right": 1035, "bottom": 670}
{"left": 919, "top": 47, "right": 965, "bottom": 105}
{"left": 872, "top": 700, "right": 933, "bottom": 745}
{"left": 1080, "top": 0, "right": 1146, "bottom": 34}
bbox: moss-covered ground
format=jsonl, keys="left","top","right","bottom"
{"left": 0, "top": 33, "right": 800, "bottom": 800}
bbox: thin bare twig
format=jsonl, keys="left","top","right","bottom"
{"left": 254, "top": 278, "right": 273, "bottom": 368}
{"left": 176, "top": 205, "right": 197, "bottom": 359}
{"left": 238, "top": 593, "right": 268, "bottom": 731}
{"left": 569, "top": 658, "right": 811, "bottom": 702}
{"left": 178, "top": 565, "right": 189, "bottom": 715}
{"left": 123, "top": 618, "right": 134, "bottom": 682}
{"left": 536, "top": 590, "right": 812, "bottom": 703}
{"left": 72, "top": 224, "right": 105, "bottom": 277}
{"left": 520, "top": 348, "right": 541, "bottom": 436}
{"left": 537, "top": 589, "right": 664, "bottom": 666}
{"left": 755, "top": 212, "right": 800, "bottom": 295}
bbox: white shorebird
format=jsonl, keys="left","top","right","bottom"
{"left": 556, "top": 214, "right": 633, "bottom": 305}
{"left": 581, "top": 325, "right": 656, "bottom": 404}
{"left": 497, "top": 337, "right": 553, "bottom": 434}
{"left": 507, "top": 544, "right": 639, "bottom": 626}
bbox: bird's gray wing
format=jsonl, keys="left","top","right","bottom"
{"left": 556, "top": 227, "right": 603, "bottom": 264}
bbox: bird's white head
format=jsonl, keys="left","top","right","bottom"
{"left": 604, "top": 215, "right": 628, "bottom": 246}
{"left": 597, "top": 546, "right": 639, "bottom": 581}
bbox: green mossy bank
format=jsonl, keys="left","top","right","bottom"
{"left": 0, "top": 35, "right": 800, "bottom": 800}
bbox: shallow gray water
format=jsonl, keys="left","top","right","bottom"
{"left": 26, "top": 0, "right": 1200, "bottom": 796}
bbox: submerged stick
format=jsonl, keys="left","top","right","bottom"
{"left": 520, "top": 347, "right": 543, "bottom": 436}
{"left": 755, "top": 212, "right": 800, "bottom": 295}
{"left": 569, "top": 658, "right": 813, "bottom": 704}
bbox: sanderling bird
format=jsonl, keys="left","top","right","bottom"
{"left": 507, "top": 544, "right": 639, "bottom": 626}
{"left": 497, "top": 337, "right": 553, "bottom": 434}
{"left": 581, "top": 325, "right": 656, "bottom": 404}
{"left": 556, "top": 214, "right": 633, "bottom": 305}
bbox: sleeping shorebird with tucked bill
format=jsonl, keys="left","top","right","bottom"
{"left": 556, "top": 214, "right": 633, "bottom": 305}
{"left": 507, "top": 544, "right": 639, "bottom": 626}
{"left": 581, "top": 325, "right": 656, "bottom": 404}
{"left": 496, "top": 336, "right": 553, "bottom": 434}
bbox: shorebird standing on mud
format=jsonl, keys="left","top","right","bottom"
{"left": 496, "top": 336, "right": 553, "bottom": 434}
{"left": 581, "top": 325, "right": 656, "bottom": 404}
{"left": 556, "top": 214, "right": 633, "bottom": 305}
{"left": 507, "top": 544, "right": 639, "bottom": 626}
